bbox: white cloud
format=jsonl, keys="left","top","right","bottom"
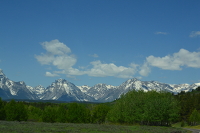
{"left": 146, "top": 55, "right": 182, "bottom": 70}
{"left": 52, "top": 55, "right": 76, "bottom": 69}
{"left": 67, "top": 68, "right": 86, "bottom": 76}
{"left": 79, "top": 66, "right": 86, "bottom": 69}
{"left": 52, "top": 66, "right": 86, "bottom": 76}
{"left": 139, "top": 62, "right": 151, "bottom": 76}
{"left": 45, "top": 72, "right": 59, "bottom": 77}
{"left": 36, "top": 40, "right": 138, "bottom": 79}
{"left": 146, "top": 49, "right": 200, "bottom": 70}
{"left": 36, "top": 40, "right": 200, "bottom": 80}
{"left": 86, "top": 61, "right": 138, "bottom": 78}
{"left": 41, "top": 39, "right": 71, "bottom": 55}
{"left": 89, "top": 54, "right": 99, "bottom": 58}
{"left": 35, "top": 54, "right": 54, "bottom": 65}
{"left": 35, "top": 39, "right": 77, "bottom": 70}
{"left": 155, "top": 32, "right": 168, "bottom": 35}
{"left": 136, "top": 76, "right": 142, "bottom": 79}
{"left": 49, "top": 61, "right": 138, "bottom": 79}
{"left": 189, "top": 31, "right": 200, "bottom": 37}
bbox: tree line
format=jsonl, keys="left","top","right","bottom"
{"left": 0, "top": 98, "right": 110, "bottom": 124}
{"left": 174, "top": 87, "right": 200, "bottom": 126}
{"left": 0, "top": 86, "right": 200, "bottom": 126}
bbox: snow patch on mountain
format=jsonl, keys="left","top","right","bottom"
{"left": 77, "top": 85, "right": 91, "bottom": 93}
{"left": 0, "top": 69, "right": 200, "bottom": 102}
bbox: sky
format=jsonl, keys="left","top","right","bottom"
{"left": 0, "top": 0, "right": 200, "bottom": 87}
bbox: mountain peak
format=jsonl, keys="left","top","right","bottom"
{"left": 0, "top": 69, "right": 6, "bottom": 79}
{"left": 94, "top": 83, "right": 107, "bottom": 86}
{"left": 0, "top": 69, "right": 5, "bottom": 75}
{"left": 55, "top": 78, "right": 67, "bottom": 83}
{"left": 124, "top": 78, "right": 140, "bottom": 84}
{"left": 36, "top": 85, "right": 45, "bottom": 88}
{"left": 0, "top": 69, "right": 200, "bottom": 102}
{"left": 194, "top": 83, "right": 200, "bottom": 86}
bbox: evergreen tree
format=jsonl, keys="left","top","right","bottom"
{"left": 16, "top": 102, "right": 28, "bottom": 121}
{"left": 92, "top": 104, "right": 110, "bottom": 124}
{"left": 4, "top": 99, "right": 17, "bottom": 121}
{"left": 107, "top": 90, "right": 180, "bottom": 126}
{"left": 5, "top": 100, "right": 28, "bottom": 121}
{"left": 106, "top": 96, "right": 125, "bottom": 124}
{"left": 142, "top": 91, "right": 179, "bottom": 126}
{"left": 67, "top": 103, "right": 90, "bottom": 123}
{"left": 176, "top": 88, "right": 200, "bottom": 122}
{"left": 27, "top": 105, "right": 43, "bottom": 122}
{"left": 42, "top": 106, "right": 57, "bottom": 123}
{"left": 56, "top": 104, "right": 67, "bottom": 123}
{"left": 107, "top": 91, "right": 145, "bottom": 124}
{"left": 0, "top": 97, "right": 6, "bottom": 120}
{"left": 189, "top": 109, "right": 200, "bottom": 126}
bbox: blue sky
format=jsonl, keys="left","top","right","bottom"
{"left": 0, "top": 0, "right": 200, "bottom": 87}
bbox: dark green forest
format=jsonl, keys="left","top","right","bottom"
{"left": 0, "top": 86, "right": 200, "bottom": 127}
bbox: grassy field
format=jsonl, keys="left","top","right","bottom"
{"left": 0, "top": 121, "right": 190, "bottom": 133}
{"left": 172, "top": 121, "right": 200, "bottom": 129}
{"left": 184, "top": 125, "right": 200, "bottom": 129}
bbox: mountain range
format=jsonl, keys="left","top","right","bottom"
{"left": 0, "top": 69, "right": 200, "bottom": 102}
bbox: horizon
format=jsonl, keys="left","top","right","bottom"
{"left": 0, "top": 0, "right": 200, "bottom": 87}
{"left": 0, "top": 68, "right": 198, "bottom": 88}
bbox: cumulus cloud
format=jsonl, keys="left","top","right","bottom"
{"left": 139, "top": 62, "right": 151, "bottom": 76}
{"left": 189, "top": 31, "right": 200, "bottom": 37}
{"left": 155, "top": 32, "right": 168, "bottom": 35}
{"left": 146, "top": 49, "right": 200, "bottom": 70}
{"left": 41, "top": 39, "right": 71, "bottom": 55}
{"left": 36, "top": 40, "right": 138, "bottom": 79}
{"left": 45, "top": 72, "right": 59, "bottom": 77}
{"left": 86, "top": 61, "right": 138, "bottom": 78}
{"left": 35, "top": 39, "right": 77, "bottom": 70}
{"left": 36, "top": 40, "right": 200, "bottom": 79}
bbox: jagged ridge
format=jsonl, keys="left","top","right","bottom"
{"left": 0, "top": 69, "right": 199, "bottom": 102}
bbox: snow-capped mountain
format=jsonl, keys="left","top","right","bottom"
{"left": 0, "top": 69, "right": 200, "bottom": 102}
{"left": 27, "top": 85, "right": 46, "bottom": 99}
{"left": 41, "top": 79, "right": 94, "bottom": 101}
{"left": 77, "top": 85, "right": 91, "bottom": 93}
{"left": 0, "top": 69, "right": 36, "bottom": 100}
{"left": 82, "top": 84, "right": 117, "bottom": 102}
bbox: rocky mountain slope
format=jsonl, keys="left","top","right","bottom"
{"left": 0, "top": 69, "right": 199, "bottom": 102}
